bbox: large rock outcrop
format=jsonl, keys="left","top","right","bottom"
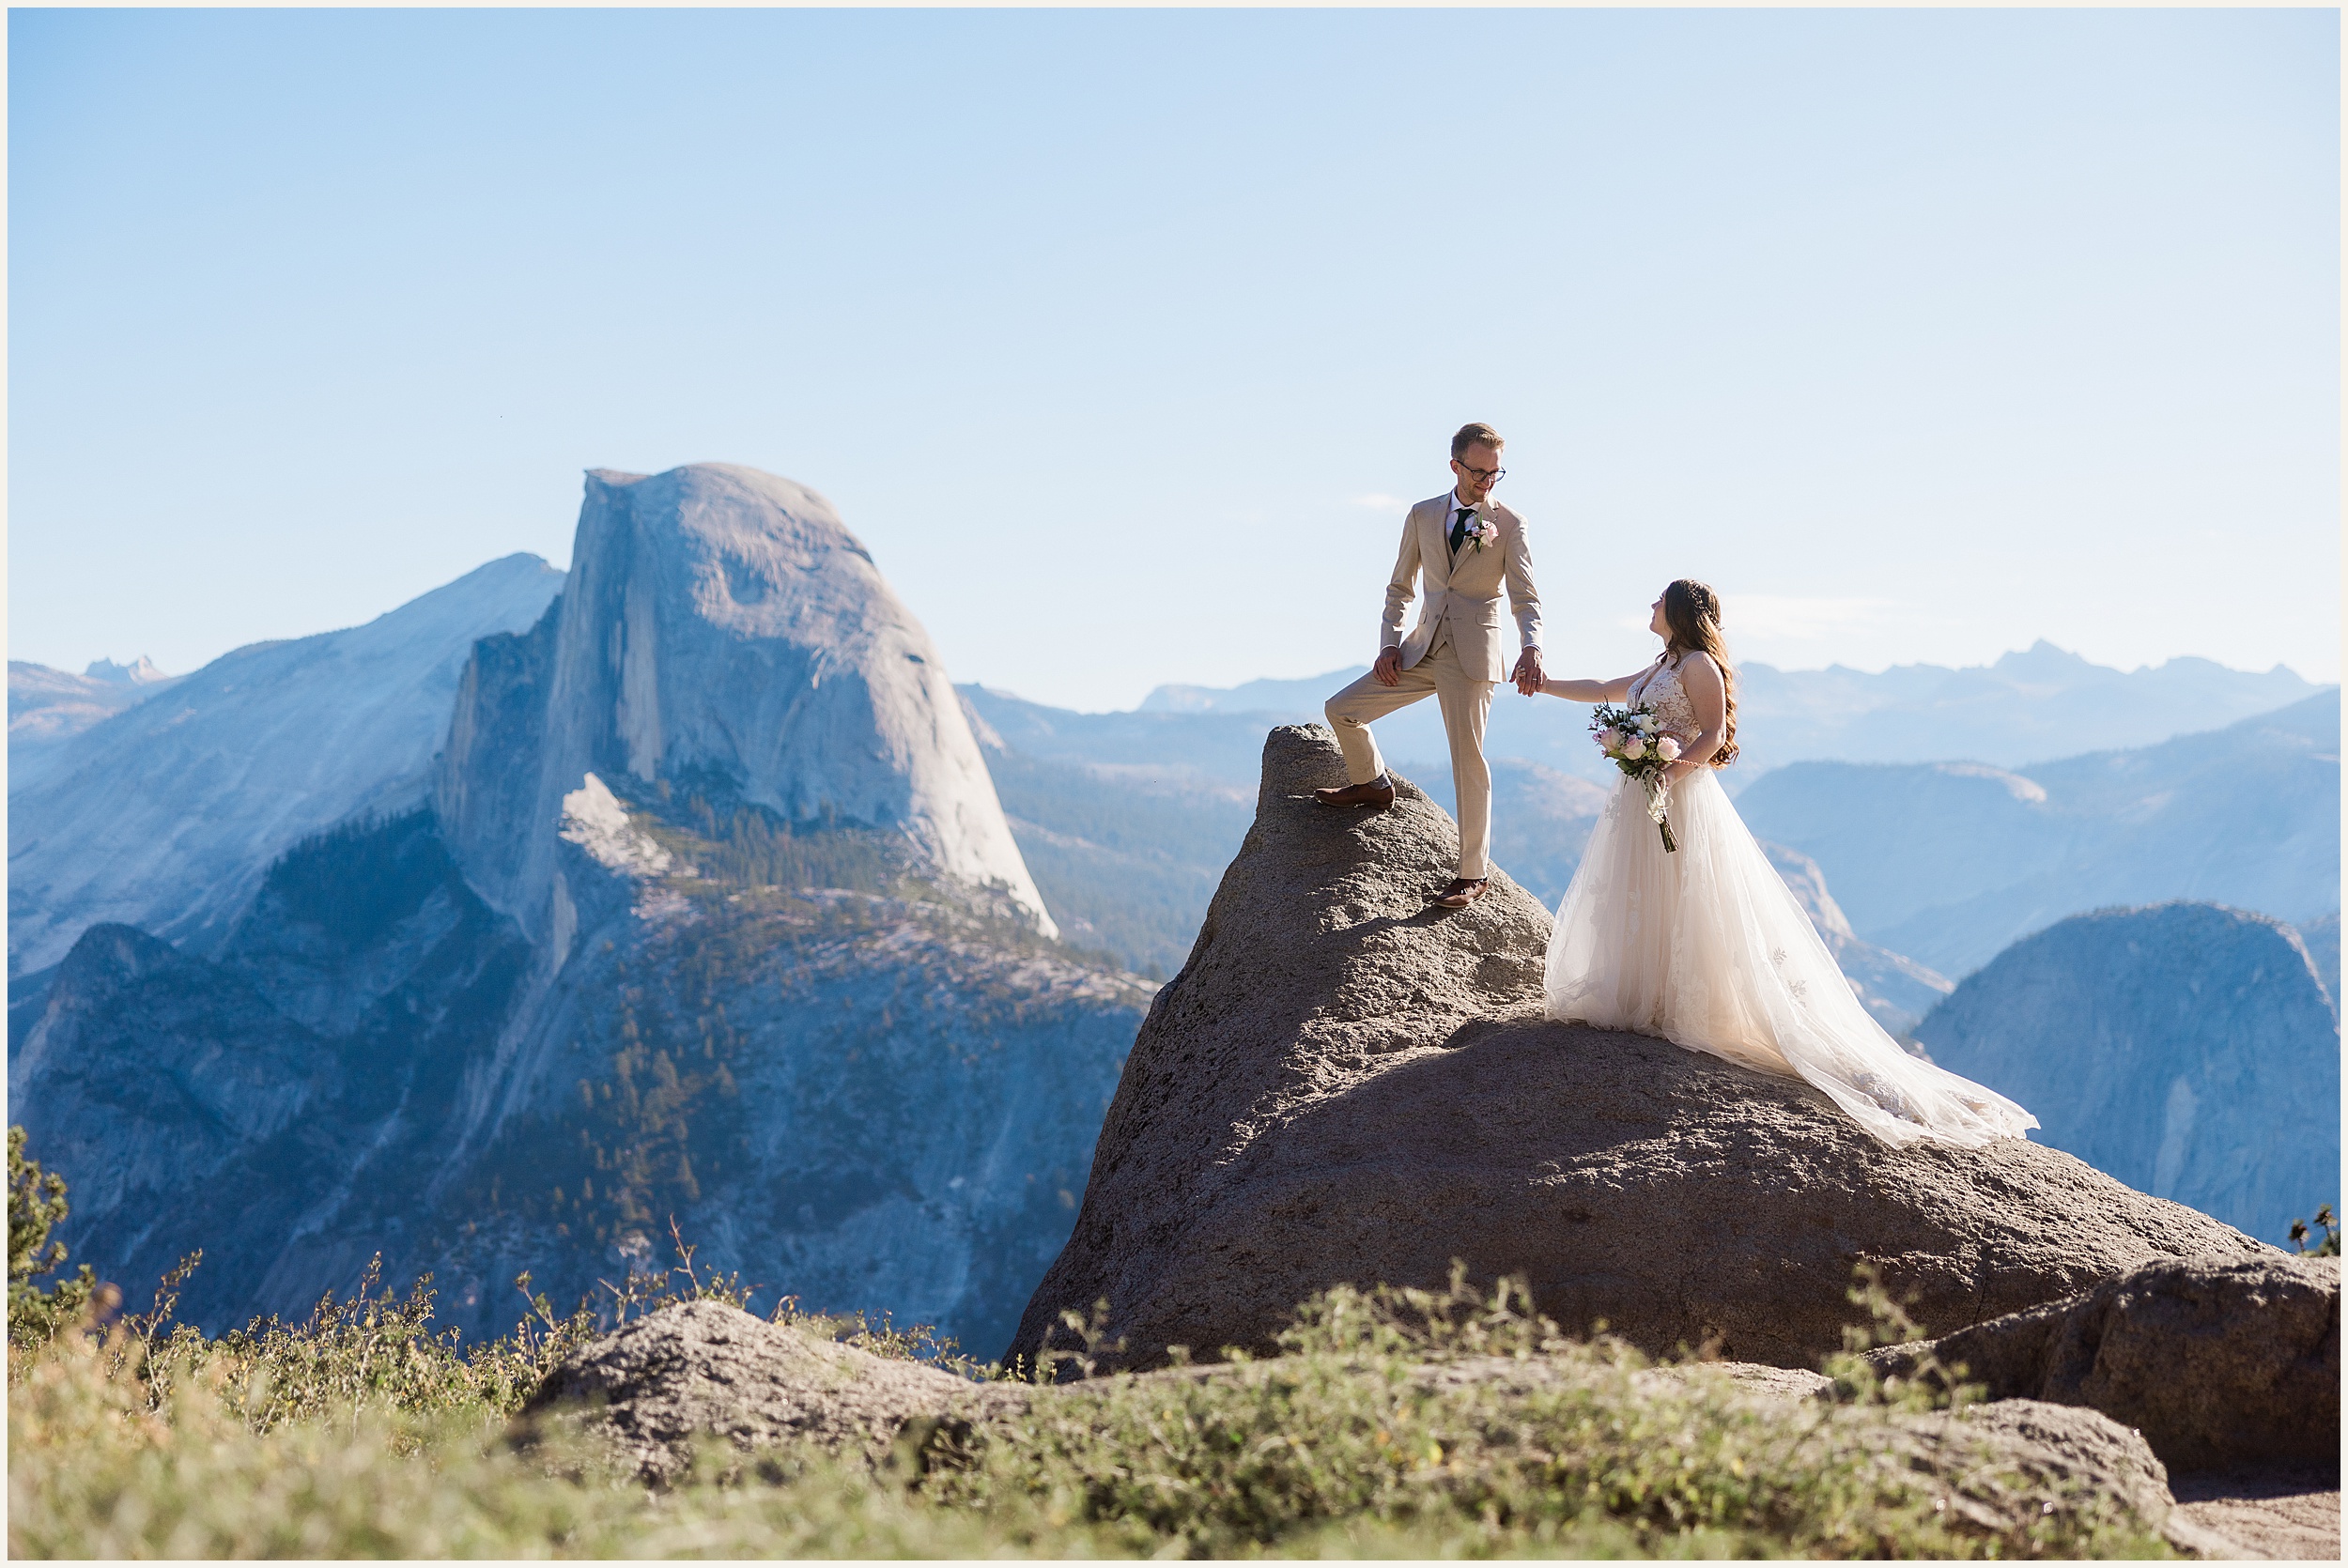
{"left": 1007, "top": 726, "right": 2270, "bottom": 1374}
{"left": 1913, "top": 903, "right": 2340, "bottom": 1245}
{"left": 8, "top": 554, "right": 562, "bottom": 973}
{"left": 1862, "top": 1253, "right": 2340, "bottom": 1470}
{"left": 435, "top": 464, "right": 1051, "bottom": 945}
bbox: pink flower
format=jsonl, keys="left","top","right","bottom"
{"left": 1622, "top": 735, "right": 1646, "bottom": 760}
{"left": 1656, "top": 736, "right": 1682, "bottom": 761}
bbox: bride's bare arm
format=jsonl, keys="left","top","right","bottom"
{"left": 1663, "top": 653, "right": 1728, "bottom": 780}
{"left": 1538, "top": 670, "right": 1641, "bottom": 703}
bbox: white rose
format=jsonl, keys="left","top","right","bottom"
{"left": 1622, "top": 735, "right": 1646, "bottom": 760}
{"left": 1657, "top": 736, "right": 1682, "bottom": 761}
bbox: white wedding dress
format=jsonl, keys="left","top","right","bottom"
{"left": 1543, "top": 655, "right": 2038, "bottom": 1148}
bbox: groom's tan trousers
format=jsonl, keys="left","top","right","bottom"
{"left": 1324, "top": 631, "right": 1495, "bottom": 880}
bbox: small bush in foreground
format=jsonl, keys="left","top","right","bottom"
{"left": 8, "top": 1128, "right": 99, "bottom": 1350}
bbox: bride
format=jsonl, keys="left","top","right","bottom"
{"left": 1532, "top": 579, "right": 2037, "bottom": 1148}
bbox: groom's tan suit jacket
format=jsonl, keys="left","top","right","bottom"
{"left": 1383, "top": 494, "right": 1544, "bottom": 680}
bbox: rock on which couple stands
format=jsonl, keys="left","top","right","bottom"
{"left": 1861, "top": 1253, "right": 2340, "bottom": 1471}
{"left": 518, "top": 1300, "right": 1028, "bottom": 1483}
{"left": 1005, "top": 725, "right": 2271, "bottom": 1376}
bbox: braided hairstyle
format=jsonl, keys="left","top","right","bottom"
{"left": 1661, "top": 579, "right": 1738, "bottom": 766}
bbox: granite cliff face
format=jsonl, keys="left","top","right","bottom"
{"left": 8, "top": 555, "right": 564, "bottom": 975}
{"left": 1135, "top": 642, "right": 2326, "bottom": 782}
{"left": 10, "top": 466, "right": 1134, "bottom": 1354}
{"left": 1912, "top": 903, "right": 2340, "bottom": 1245}
{"left": 1007, "top": 727, "right": 2265, "bottom": 1375}
{"left": 436, "top": 465, "right": 1050, "bottom": 946}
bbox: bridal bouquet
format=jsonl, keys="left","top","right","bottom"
{"left": 1589, "top": 702, "right": 1680, "bottom": 852}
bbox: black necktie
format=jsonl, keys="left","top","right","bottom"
{"left": 1449, "top": 506, "right": 1474, "bottom": 555}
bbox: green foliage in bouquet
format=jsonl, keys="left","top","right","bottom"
{"left": 1588, "top": 701, "right": 1682, "bottom": 852}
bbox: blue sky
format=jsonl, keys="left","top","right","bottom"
{"left": 10, "top": 8, "right": 2339, "bottom": 711}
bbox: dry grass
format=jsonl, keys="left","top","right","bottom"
{"left": 8, "top": 1258, "right": 2177, "bottom": 1559}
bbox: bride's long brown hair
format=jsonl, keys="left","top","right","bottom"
{"left": 1661, "top": 578, "right": 1738, "bottom": 766}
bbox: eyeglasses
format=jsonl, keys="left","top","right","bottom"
{"left": 1453, "top": 461, "right": 1506, "bottom": 484}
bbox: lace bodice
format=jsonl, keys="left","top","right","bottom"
{"left": 1627, "top": 656, "right": 1701, "bottom": 742}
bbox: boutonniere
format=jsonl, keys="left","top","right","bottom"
{"left": 1465, "top": 506, "right": 1496, "bottom": 552}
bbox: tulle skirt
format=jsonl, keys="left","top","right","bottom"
{"left": 1544, "top": 769, "right": 2038, "bottom": 1148}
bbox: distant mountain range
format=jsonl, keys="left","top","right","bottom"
{"left": 1139, "top": 641, "right": 2327, "bottom": 785}
{"left": 1737, "top": 694, "right": 2340, "bottom": 976}
{"left": 8, "top": 655, "right": 180, "bottom": 753}
{"left": 1915, "top": 902, "right": 2340, "bottom": 1245}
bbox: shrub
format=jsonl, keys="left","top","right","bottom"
{"left": 8, "top": 1128, "right": 99, "bottom": 1350}
{"left": 2289, "top": 1203, "right": 2340, "bottom": 1256}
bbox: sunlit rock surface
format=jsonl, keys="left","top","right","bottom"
{"left": 436, "top": 464, "right": 1051, "bottom": 945}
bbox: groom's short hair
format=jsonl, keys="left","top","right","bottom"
{"left": 1451, "top": 423, "right": 1505, "bottom": 460}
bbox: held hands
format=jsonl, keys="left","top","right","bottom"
{"left": 1377, "top": 646, "right": 1544, "bottom": 692}
{"left": 1511, "top": 647, "right": 1545, "bottom": 696}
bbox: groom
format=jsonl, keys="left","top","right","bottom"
{"left": 1317, "top": 423, "right": 1544, "bottom": 910}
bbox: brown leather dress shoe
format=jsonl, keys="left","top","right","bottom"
{"left": 1313, "top": 777, "right": 1396, "bottom": 809}
{"left": 1429, "top": 876, "right": 1490, "bottom": 909}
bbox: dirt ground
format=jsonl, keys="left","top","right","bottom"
{"left": 2167, "top": 1462, "right": 2341, "bottom": 1560}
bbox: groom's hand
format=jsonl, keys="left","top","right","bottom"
{"left": 1373, "top": 646, "right": 1403, "bottom": 687}
{"left": 1512, "top": 647, "right": 1545, "bottom": 695}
